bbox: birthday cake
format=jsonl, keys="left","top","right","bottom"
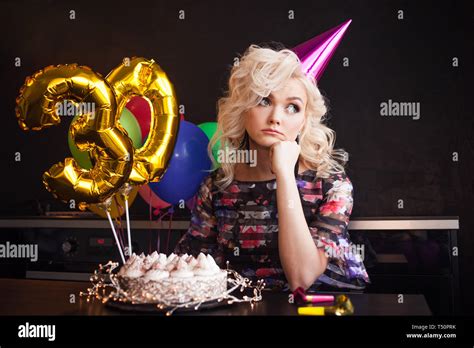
{"left": 116, "top": 252, "right": 228, "bottom": 304}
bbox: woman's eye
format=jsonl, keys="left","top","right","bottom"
{"left": 259, "top": 97, "right": 270, "bottom": 107}
{"left": 287, "top": 104, "right": 300, "bottom": 114}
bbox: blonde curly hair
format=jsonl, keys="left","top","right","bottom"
{"left": 208, "top": 44, "right": 348, "bottom": 191}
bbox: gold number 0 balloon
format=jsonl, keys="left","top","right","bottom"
{"left": 15, "top": 58, "right": 179, "bottom": 206}
{"left": 106, "top": 57, "right": 179, "bottom": 185}
{"left": 15, "top": 64, "right": 134, "bottom": 204}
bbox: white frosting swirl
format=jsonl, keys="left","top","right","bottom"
{"left": 186, "top": 255, "right": 198, "bottom": 268}
{"left": 142, "top": 251, "right": 160, "bottom": 270}
{"left": 170, "top": 258, "right": 194, "bottom": 278}
{"left": 206, "top": 254, "right": 221, "bottom": 274}
{"left": 167, "top": 253, "right": 178, "bottom": 262}
{"left": 122, "top": 257, "right": 144, "bottom": 278}
{"left": 165, "top": 255, "right": 180, "bottom": 271}
{"left": 193, "top": 253, "right": 214, "bottom": 276}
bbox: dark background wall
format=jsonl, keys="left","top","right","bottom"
{"left": 0, "top": 0, "right": 472, "bottom": 312}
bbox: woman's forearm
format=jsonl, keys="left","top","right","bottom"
{"left": 276, "top": 172, "right": 328, "bottom": 291}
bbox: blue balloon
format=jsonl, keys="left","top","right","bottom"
{"left": 151, "top": 121, "right": 212, "bottom": 204}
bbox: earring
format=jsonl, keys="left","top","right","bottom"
{"left": 245, "top": 132, "right": 252, "bottom": 166}
{"left": 246, "top": 132, "right": 250, "bottom": 152}
{"left": 294, "top": 132, "right": 301, "bottom": 176}
{"left": 239, "top": 131, "right": 247, "bottom": 150}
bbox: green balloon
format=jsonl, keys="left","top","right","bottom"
{"left": 198, "top": 122, "right": 221, "bottom": 168}
{"left": 68, "top": 107, "right": 143, "bottom": 169}
{"left": 119, "top": 108, "right": 143, "bottom": 149}
{"left": 68, "top": 122, "right": 93, "bottom": 169}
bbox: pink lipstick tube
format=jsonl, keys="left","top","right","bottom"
{"left": 304, "top": 295, "right": 335, "bottom": 304}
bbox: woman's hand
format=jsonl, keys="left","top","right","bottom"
{"left": 269, "top": 140, "right": 300, "bottom": 177}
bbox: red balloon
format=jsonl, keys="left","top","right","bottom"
{"left": 138, "top": 184, "right": 171, "bottom": 215}
{"left": 126, "top": 96, "right": 151, "bottom": 142}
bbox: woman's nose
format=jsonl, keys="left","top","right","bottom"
{"left": 268, "top": 108, "right": 282, "bottom": 125}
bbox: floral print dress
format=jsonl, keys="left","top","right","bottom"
{"left": 174, "top": 167, "right": 370, "bottom": 292}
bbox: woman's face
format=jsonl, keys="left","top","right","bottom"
{"left": 244, "top": 78, "right": 307, "bottom": 149}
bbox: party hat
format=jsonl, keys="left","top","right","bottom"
{"left": 292, "top": 19, "right": 352, "bottom": 81}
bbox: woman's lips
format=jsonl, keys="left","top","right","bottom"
{"left": 262, "top": 129, "right": 282, "bottom": 136}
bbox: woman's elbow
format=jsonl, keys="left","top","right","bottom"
{"left": 289, "top": 268, "right": 325, "bottom": 291}
{"left": 289, "top": 251, "right": 329, "bottom": 291}
{"left": 289, "top": 273, "right": 320, "bottom": 291}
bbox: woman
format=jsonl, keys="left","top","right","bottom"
{"left": 175, "top": 44, "right": 370, "bottom": 292}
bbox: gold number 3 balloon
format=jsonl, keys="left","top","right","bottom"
{"left": 15, "top": 57, "right": 179, "bottom": 206}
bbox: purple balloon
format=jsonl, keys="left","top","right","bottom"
{"left": 151, "top": 121, "right": 212, "bottom": 205}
